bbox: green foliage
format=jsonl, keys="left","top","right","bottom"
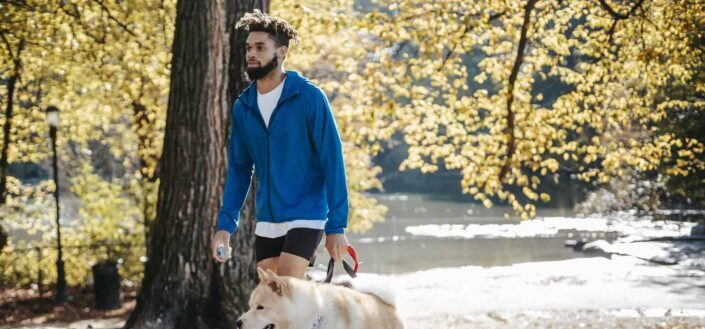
{"left": 0, "top": 0, "right": 173, "bottom": 287}
{"left": 357, "top": 0, "right": 705, "bottom": 219}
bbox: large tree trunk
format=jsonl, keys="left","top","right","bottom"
{"left": 0, "top": 39, "right": 25, "bottom": 251}
{"left": 0, "top": 62, "right": 18, "bottom": 206}
{"left": 131, "top": 98, "right": 159, "bottom": 257}
{"left": 124, "top": 0, "right": 269, "bottom": 328}
{"left": 0, "top": 63, "right": 14, "bottom": 249}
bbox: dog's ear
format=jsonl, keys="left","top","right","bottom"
{"left": 257, "top": 267, "right": 270, "bottom": 282}
{"left": 265, "top": 269, "right": 289, "bottom": 297}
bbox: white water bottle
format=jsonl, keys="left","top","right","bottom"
{"left": 216, "top": 244, "right": 231, "bottom": 261}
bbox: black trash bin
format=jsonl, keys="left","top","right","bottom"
{"left": 92, "top": 260, "right": 122, "bottom": 310}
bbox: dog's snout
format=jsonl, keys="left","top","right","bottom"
{"left": 235, "top": 319, "right": 243, "bottom": 328}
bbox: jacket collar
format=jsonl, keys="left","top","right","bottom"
{"left": 238, "top": 70, "right": 307, "bottom": 109}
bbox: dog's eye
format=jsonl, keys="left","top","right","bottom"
{"left": 256, "top": 305, "right": 264, "bottom": 310}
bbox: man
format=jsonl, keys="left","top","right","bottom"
{"left": 211, "top": 10, "right": 349, "bottom": 279}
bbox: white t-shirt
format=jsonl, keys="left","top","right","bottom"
{"left": 255, "top": 220, "right": 327, "bottom": 239}
{"left": 255, "top": 77, "right": 326, "bottom": 238}
{"left": 257, "top": 77, "right": 286, "bottom": 128}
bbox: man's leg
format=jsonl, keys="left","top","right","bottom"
{"left": 277, "top": 252, "right": 310, "bottom": 278}
{"left": 254, "top": 235, "right": 285, "bottom": 275}
{"left": 277, "top": 228, "right": 323, "bottom": 279}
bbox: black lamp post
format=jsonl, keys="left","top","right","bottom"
{"left": 46, "top": 105, "right": 67, "bottom": 303}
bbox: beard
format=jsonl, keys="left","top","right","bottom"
{"left": 246, "top": 55, "right": 279, "bottom": 81}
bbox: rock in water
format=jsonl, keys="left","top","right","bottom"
{"left": 582, "top": 239, "right": 613, "bottom": 258}
{"left": 564, "top": 238, "right": 589, "bottom": 251}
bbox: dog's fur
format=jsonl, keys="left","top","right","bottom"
{"left": 237, "top": 268, "right": 405, "bottom": 329}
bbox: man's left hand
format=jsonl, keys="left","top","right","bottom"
{"left": 325, "top": 233, "right": 348, "bottom": 261}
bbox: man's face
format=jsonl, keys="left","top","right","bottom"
{"left": 246, "top": 32, "right": 285, "bottom": 80}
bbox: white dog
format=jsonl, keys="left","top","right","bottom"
{"left": 236, "top": 268, "right": 405, "bottom": 329}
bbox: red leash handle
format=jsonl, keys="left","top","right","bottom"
{"left": 323, "top": 245, "right": 359, "bottom": 283}
{"left": 347, "top": 245, "right": 359, "bottom": 273}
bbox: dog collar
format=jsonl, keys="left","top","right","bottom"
{"left": 311, "top": 314, "right": 323, "bottom": 329}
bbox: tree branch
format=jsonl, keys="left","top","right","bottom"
{"left": 589, "top": 0, "right": 647, "bottom": 65}
{"left": 598, "top": 0, "right": 645, "bottom": 20}
{"left": 0, "top": 0, "right": 29, "bottom": 9}
{"left": 93, "top": 0, "right": 138, "bottom": 38}
{"left": 496, "top": 0, "right": 538, "bottom": 186}
{"left": 58, "top": 3, "right": 108, "bottom": 44}
{"left": 0, "top": 32, "right": 15, "bottom": 59}
{"left": 0, "top": 38, "right": 23, "bottom": 204}
{"left": 437, "top": 11, "right": 506, "bottom": 71}
{"left": 598, "top": 0, "right": 630, "bottom": 19}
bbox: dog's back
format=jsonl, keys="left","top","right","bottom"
{"left": 319, "top": 277, "right": 405, "bottom": 329}
{"left": 331, "top": 274, "right": 398, "bottom": 306}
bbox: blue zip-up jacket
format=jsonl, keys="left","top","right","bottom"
{"left": 216, "top": 70, "right": 349, "bottom": 235}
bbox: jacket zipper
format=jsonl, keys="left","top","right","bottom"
{"left": 266, "top": 131, "right": 274, "bottom": 220}
{"left": 252, "top": 107, "right": 275, "bottom": 221}
{"left": 252, "top": 93, "right": 290, "bottom": 222}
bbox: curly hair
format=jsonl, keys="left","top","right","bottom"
{"left": 235, "top": 10, "right": 300, "bottom": 47}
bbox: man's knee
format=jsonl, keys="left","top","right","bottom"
{"left": 257, "top": 257, "right": 279, "bottom": 274}
{"left": 276, "top": 252, "right": 309, "bottom": 278}
{"left": 277, "top": 267, "right": 307, "bottom": 279}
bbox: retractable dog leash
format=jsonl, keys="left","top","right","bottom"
{"left": 323, "top": 245, "right": 359, "bottom": 283}
{"left": 310, "top": 245, "right": 360, "bottom": 329}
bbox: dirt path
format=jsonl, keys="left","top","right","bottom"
{"left": 4, "top": 255, "right": 704, "bottom": 329}
{"left": 407, "top": 310, "right": 705, "bottom": 329}
{"left": 3, "top": 310, "right": 705, "bottom": 329}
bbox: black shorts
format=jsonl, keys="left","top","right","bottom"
{"left": 254, "top": 228, "right": 323, "bottom": 263}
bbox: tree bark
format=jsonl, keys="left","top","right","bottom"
{"left": 0, "top": 65, "right": 16, "bottom": 250}
{"left": 496, "top": 0, "right": 536, "bottom": 186}
{"left": 0, "top": 63, "right": 18, "bottom": 205}
{"left": 0, "top": 38, "right": 24, "bottom": 251}
{"left": 124, "top": 0, "right": 268, "bottom": 328}
{"left": 131, "top": 98, "right": 159, "bottom": 257}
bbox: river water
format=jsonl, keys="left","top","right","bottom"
{"left": 314, "top": 192, "right": 692, "bottom": 275}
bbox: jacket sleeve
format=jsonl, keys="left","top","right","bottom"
{"left": 216, "top": 102, "right": 254, "bottom": 234}
{"left": 307, "top": 88, "right": 349, "bottom": 235}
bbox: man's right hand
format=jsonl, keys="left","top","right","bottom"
{"left": 212, "top": 230, "right": 232, "bottom": 263}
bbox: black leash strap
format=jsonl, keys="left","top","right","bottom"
{"left": 323, "top": 245, "right": 359, "bottom": 283}
{"left": 324, "top": 258, "right": 357, "bottom": 283}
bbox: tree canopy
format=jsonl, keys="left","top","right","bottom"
{"left": 357, "top": 0, "right": 705, "bottom": 218}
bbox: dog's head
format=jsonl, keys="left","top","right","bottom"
{"left": 236, "top": 268, "right": 293, "bottom": 329}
